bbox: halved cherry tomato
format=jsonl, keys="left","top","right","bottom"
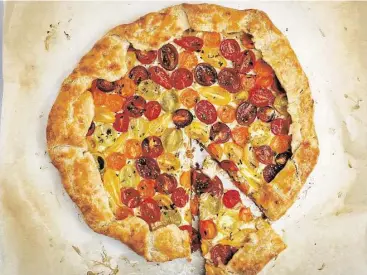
{"left": 104, "top": 94, "right": 126, "bottom": 112}
{"left": 179, "top": 88, "right": 200, "bottom": 108}
{"left": 218, "top": 68, "right": 241, "bottom": 93}
{"left": 172, "top": 109, "right": 193, "bottom": 128}
{"left": 239, "top": 207, "right": 253, "bottom": 222}
{"left": 218, "top": 105, "right": 236, "bottom": 123}
{"left": 195, "top": 100, "right": 217, "bottom": 124}
{"left": 121, "top": 188, "right": 141, "bottom": 208}
{"left": 137, "top": 179, "right": 156, "bottom": 199}
{"left": 135, "top": 157, "right": 161, "bottom": 179}
{"left": 257, "top": 106, "right": 275, "bottom": 122}
{"left": 148, "top": 66, "right": 172, "bottom": 89}
{"left": 91, "top": 89, "right": 107, "bottom": 106}
{"left": 231, "top": 126, "right": 249, "bottom": 146}
{"left": 140, "top": 198, "right": 161, "bottom": 223}
{"left": 125, "top": 139, "right": 143, "bottom": 159}
{"left": 190, "top": 195, "right": 199, "bottom": 216}
{"left": 275, "top": 151, "right": 292, "bottom": 166}
{"left": 156, "top": 173, "right": 178, "bottom": 194}
{"left": 158, "top": 43, "right": 178, "bottom": 71}
{"left": 171, "top": 68, "right": 193, "bottom": 90}
{"left": 255, "top": 75, "right": 274, "bottom": 88}
{"left": 254, "top": 145, "right": 274, "bottom": 165}
{"left": 87, "top": 121, "right": 95, "bottom": 136}
{"left": 113, "top": 112, "right": 130, "bottom": 132}
{"left": 95, "top": 79, "right": 116, "bottom": 92}
{"left": 254, "top": 60, "right": 274, "bottom": 77}
{"left": 220, "top": 160, "right": 239, "bottom": 172}
{"left": 135, "top": 50, "right": 157, "bottom": 64}
{"left": 210, "top": 122, "right": 231, "bottom": 144}
{"left": 106, "top": 152, "right": 126, "bottom": 170}
{"left": 234, "top": 50, "right": 255, "bottom": 74}
{"left": 202, "top": 32, "right": 221, "bottom": 47}
{"left": 220, "top": 39, "right": 241, "bottom": 61}
{"left": 129, "top": 65, "right": 149, "bottom": 85}
{"left": 180, "top": 171, "right": 191, "bottom": 189}
{"left": 210, "top": 244, "right": 238, "bottom": 266}
{"left": 210, "top": 176, "right": 224, "bottom": 197}
{"left": 207, "top": 142, "right": 224, "bottom": 160}
{"left": 141, "top": 136, "right": 164, "bottom": 158}
{"left": 174, "top": 36, "right": 204, "bottom": 51}
{"left": 144, "top": 101, "right": 161, "bottom": 121}
{"left": 192, "top": 170, "right": 211, "bottom": 194}
{"left": 194, "top": 63, "right": 217, "bottom": 86}
{"left": 115, "top": 77, "right": 136, "bottom": 98}
{"left": 200, "top": 220, "right": 217, "bottom": 240}
{"left": 222, "top": 190, "right": 241, "bottom": 208}
{"left": 116, "top": 206, "right": 134, "bottom": 220}
{"left": 241, "top": 33, "right": 255, "bottom": 49}
{"left": 236, "top": 101, "right": 257, "bottom": 126}
{"left": 178, "top": 51, "right": 198, "bottom": 69}
{"left": 124, "top": 95, "right": 146, "bottom": 118}
{"left": 249, "top": 87, "right": 275, "bottom": 107}
{"left": 172, "top": 187, "right": 189, "bottom": 208}
{"left": 270, "top": 135, "right": 291, "bottom": 154}
{"left": 240, "top": 75, "right": 256, "bottom": 93}
{"left": 271, "top": 118, "right": 290, "bottom": 135}
{"left": 263, "top": 164, "right": 282, "bottom": 183}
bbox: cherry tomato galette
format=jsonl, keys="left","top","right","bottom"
{"left": 47, "top": 3, "right": 319, "bottom": 273}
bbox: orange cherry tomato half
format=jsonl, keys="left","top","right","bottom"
{"left": 254, "top": 60, "right": 274, "bottom": 77}
{"left": 239, "top": 207, "right": 253, "bottom": 222}
{"left": 180, "top": 171, "right": 191, "bottom": 189}
{"left": 178, "top": 51, "right": 199, "bottom": 69}
{"left": 207, "top": 142, "right": 224, "bottom": 160}
{"left": 115, "top": 77, "right": 136, "bottom": 98}
{"left": 137, "top": 179, "right": 156, "bottom": 199}
{"left": 231, "top": 126, "right": 249, "bottom": 146}
{"left": 255, "top": 75, "right": 274, "bottom": 88}
{"left": 104, "top": 94, "right": 126, "bottom": 113}
{"left": 202, "top": 32, "right": 221, "bottom": 48}
{"left": 218, "top": 105, "right": 236, "bottom": 123}
{"left": 115, "top": 206, "right": 134, "bottom": 220}
{"left": 179, "top": 88, "right": 200, "bottom": 109}
{"left": 270, "top": 135, "right": 292, "bottom": 154}
{"left": 106, "top": 152, "right": 126, "bottom": 170}
{"left": 199, "top": 219, "right": 217, "bottom": 240}
{"left": 190, "top": 195, "right": 199, "bottom": 216}
{"left": 222, "top": 190, "right": 241, "bottom": 208}
{"left": 125, "top": 139, "right": 143, "bottom": 159}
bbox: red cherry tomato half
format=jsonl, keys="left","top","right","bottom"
{"left": 254, "top": 145, "right": 274, "bottom": 165}
{"left": 142, "top": 136, "right": 164, "bottom": 158}
{"left": 135, "top": 157, "right": 161, "bottom": 179}
{"left": 135, "top": 50, "right": 157, "bottom": 64}
{"left": 144, "top": 101, "right": 162, "bottom": 121}
{"left": 129, "top": 65, "right": 149, "bottom": 85}
{"left": 140, "top": 198, "right": 161, "bottom": 223}
{"left": 174, "top": 36, "right": 204, "bottom": 52}
{"left": 171, "top": 68, "right": 193, "bottom": 90}
{"left": 210, "top": 122, "right": 231, "bottom": 143}
{"left": 192, "top": 170, "right": 212, "bottom": 195}
{"left": 220, "top": 39, "right": 241, "bottom": 61}
{"left": 87, "top": 121, "right": 95, "bottom": 136}
{"left": 172, "top": 109, "right": 193, "bottom": 128}
{"left": 263, "top": 164, "right": 282, "bottom": 183}
{"left": 194, "top": 63, "right": 218, "bottom": 86}
{"left": 220, "top": 160, "right": 239, "bottom": 173}
{"left": 121, "top": 188, "right": 141, "bottom": 208}
{"left": 148, "top": 66, "right": 172, "bottom": 89}
{"left": 171, "top": 187, "right": 189, "bottom": 208}
{"left": 257, "top": 106, "right": 275, "bottom": 122}
{"left": 113, "top": 112, "right": 130, "bottom": 132}
{"left": 249, "top": 87, "right": 275, "bottom": 107}
{"left": 96, "top": 79, "right": 116, "bottom": 92}
{"left": 236, "top": 101, "right": 257, "bottom": 126}
{"left": 210, "top": 244, "right": 238, "bottom": 266}
{"left": 124, "top": 95, "right": 146, "bottom": 118}
{"left": 195, "top": 100, "right": 217, "bottom": 124}
{"left": 271, "top": 118, "right": 290, "bottom": 135}
{"left": 158, "top": 43, "right": 178, "bottom": 71}
{"left": 222, "top": 190, "right": 241, "bottom": 208}
{"left": 156, "top": 173, "right": 178, "bottom": 194}
{"left": 234, "top": 50, "right": 255, "bottom": 74}
{"left": 218, "top": 68, "right": 242, "bottom": 93}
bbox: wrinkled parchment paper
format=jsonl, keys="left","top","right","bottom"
{"left": 1, "top": 2, "right": 367, "bottom": 274}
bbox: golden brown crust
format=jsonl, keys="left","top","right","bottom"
{"left": 47, "top": 3, "right": 318, "bottom": 264}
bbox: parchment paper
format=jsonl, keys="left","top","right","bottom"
{"left": 1, "top": 2, "right": 367, "bottom": 275}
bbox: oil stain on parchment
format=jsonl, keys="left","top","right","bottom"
{"left": 44, "top": 20, "right": 72, "bottom": 51}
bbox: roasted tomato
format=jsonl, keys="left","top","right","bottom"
{"left": 200, "top": 219, "right": 217, "bottom": 240}
{"left": 135, "top": 157, "right": 161, "bottom": 179}
{"left": 141, "top": 136, "right": 164, "bottom": 158}
{"left": 172, "top": 109, "right": 194, "bottom": 128}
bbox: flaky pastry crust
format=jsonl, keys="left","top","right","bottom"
{"left": 47, "top": 3, "right": 318, "bottom": 263}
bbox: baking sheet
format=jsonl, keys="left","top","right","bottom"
{"left": 1, "top": 2, "right": 367, "bottom": 274}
